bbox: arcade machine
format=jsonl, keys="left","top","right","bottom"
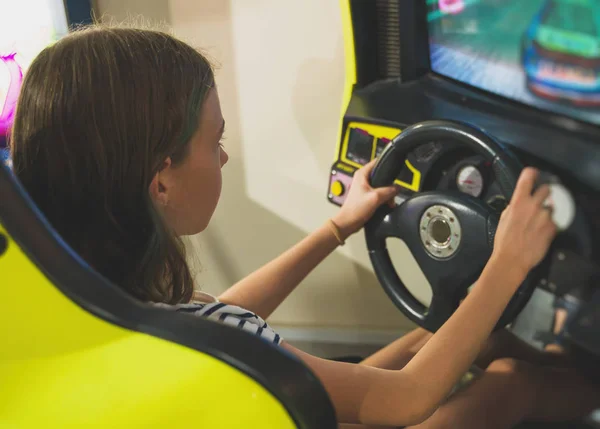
{"left": 0, "top": 0, "right": 92, "bottom": 167}
{"left": 329, "top": 0, "right": 600, "bottom": 392}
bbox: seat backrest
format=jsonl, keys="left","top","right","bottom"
{"left": 0, "top": 162, "right": 337, "bottom": 429}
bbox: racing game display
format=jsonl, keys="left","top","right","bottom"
{"left": 428, "top": 0, "right": 600, "bottom": 126}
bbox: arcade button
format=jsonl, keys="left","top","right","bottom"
{"left": 535, "top": 172, "right": 575, "bottom": 231}
{"left": 331, "top": 180, "right": 345, "bottom": 197}
{"left": 546, "top": 182, "right": 575, "bottom": 231}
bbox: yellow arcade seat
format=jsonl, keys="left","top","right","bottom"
{"left": 0, "top": 161, "right": 338, "bottom": 429}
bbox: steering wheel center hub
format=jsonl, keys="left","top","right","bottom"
{"left": 419, "top": 205, "right": 462, "bottom": 259}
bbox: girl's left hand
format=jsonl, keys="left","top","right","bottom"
{"left": 332, "top": 158, "right": 399, "bottom": 239}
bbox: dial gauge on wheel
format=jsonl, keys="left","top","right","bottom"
{"left": 456, "top": 165, "right": 484, "bottom": 197}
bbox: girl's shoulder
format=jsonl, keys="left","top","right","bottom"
{"left": 154, "top": 298, "right": 283, "bottom": 346}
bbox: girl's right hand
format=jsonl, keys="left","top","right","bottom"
{"left": 491, "top": 167, "right": 557, "bottom": 283}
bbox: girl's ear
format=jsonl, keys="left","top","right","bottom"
{"left": 149, "top": 157, "right": 173, "bottom": 207}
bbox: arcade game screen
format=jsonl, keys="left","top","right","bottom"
{"left": 0, "top": 0, "right": 69, "bottom": 165}
{"left": 428, "top": 0, "right": 600, "bottom": 126}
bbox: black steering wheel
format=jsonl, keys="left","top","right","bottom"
{"left": 365, "top": 120, "right": 541, "bottom": 333}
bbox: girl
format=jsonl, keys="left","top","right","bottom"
{"left": 10, "top": 25, "right": 600, "bottom": 428}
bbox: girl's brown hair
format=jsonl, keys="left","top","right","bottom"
{"left": 11, "top": 26, "right": 214, "bottom": 304}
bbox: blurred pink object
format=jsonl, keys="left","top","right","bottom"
{"left": 0, "top": 53, "right": 24, "bottom": 137}
{"left": 439, "top": 0, "right": 465, "bottom": 14}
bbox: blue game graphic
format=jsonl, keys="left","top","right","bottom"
{"left": 428, "top": 0, "right": 600, "bottom": 125}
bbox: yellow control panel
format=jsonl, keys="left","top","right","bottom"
{"left": 328, "top": 121, "right": 421, "bottom": 206}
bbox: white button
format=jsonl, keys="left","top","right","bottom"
{"left": 544, "top": 183, "right": 575, "bottom": 231}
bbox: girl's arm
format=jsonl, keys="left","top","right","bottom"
{"left": 218, "top": 159, "right": 398, "bottom": 319}
{"left": 285, "top": 256, "right": 525, "bottom": 426}
{"left": 218, "top": 220, "right": 347, "bottom": 319}
{"left": 358, "top": 310, "right": 571, "bottom": 372}
{"left": 284, "top": 168, "right": 557, "bottom": 427}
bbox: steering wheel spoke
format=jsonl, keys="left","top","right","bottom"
{"left": 425, "top": 292, "right": 461, "bottom": 332}
{"left": 365, "top": 204, "right": 406, "bottom": 250}
{"left": 418, "top": 255, "right": 473, "bottom": 300}
{"left": 410, "top": 230, "right": 485, "bottom": 331}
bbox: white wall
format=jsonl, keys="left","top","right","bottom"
{"left": 93, "top": 0, "right": 432, "bottom": 336}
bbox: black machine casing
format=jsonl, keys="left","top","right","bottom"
{"left": 328, "top": 0, "right": 600, "bottom": 359}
